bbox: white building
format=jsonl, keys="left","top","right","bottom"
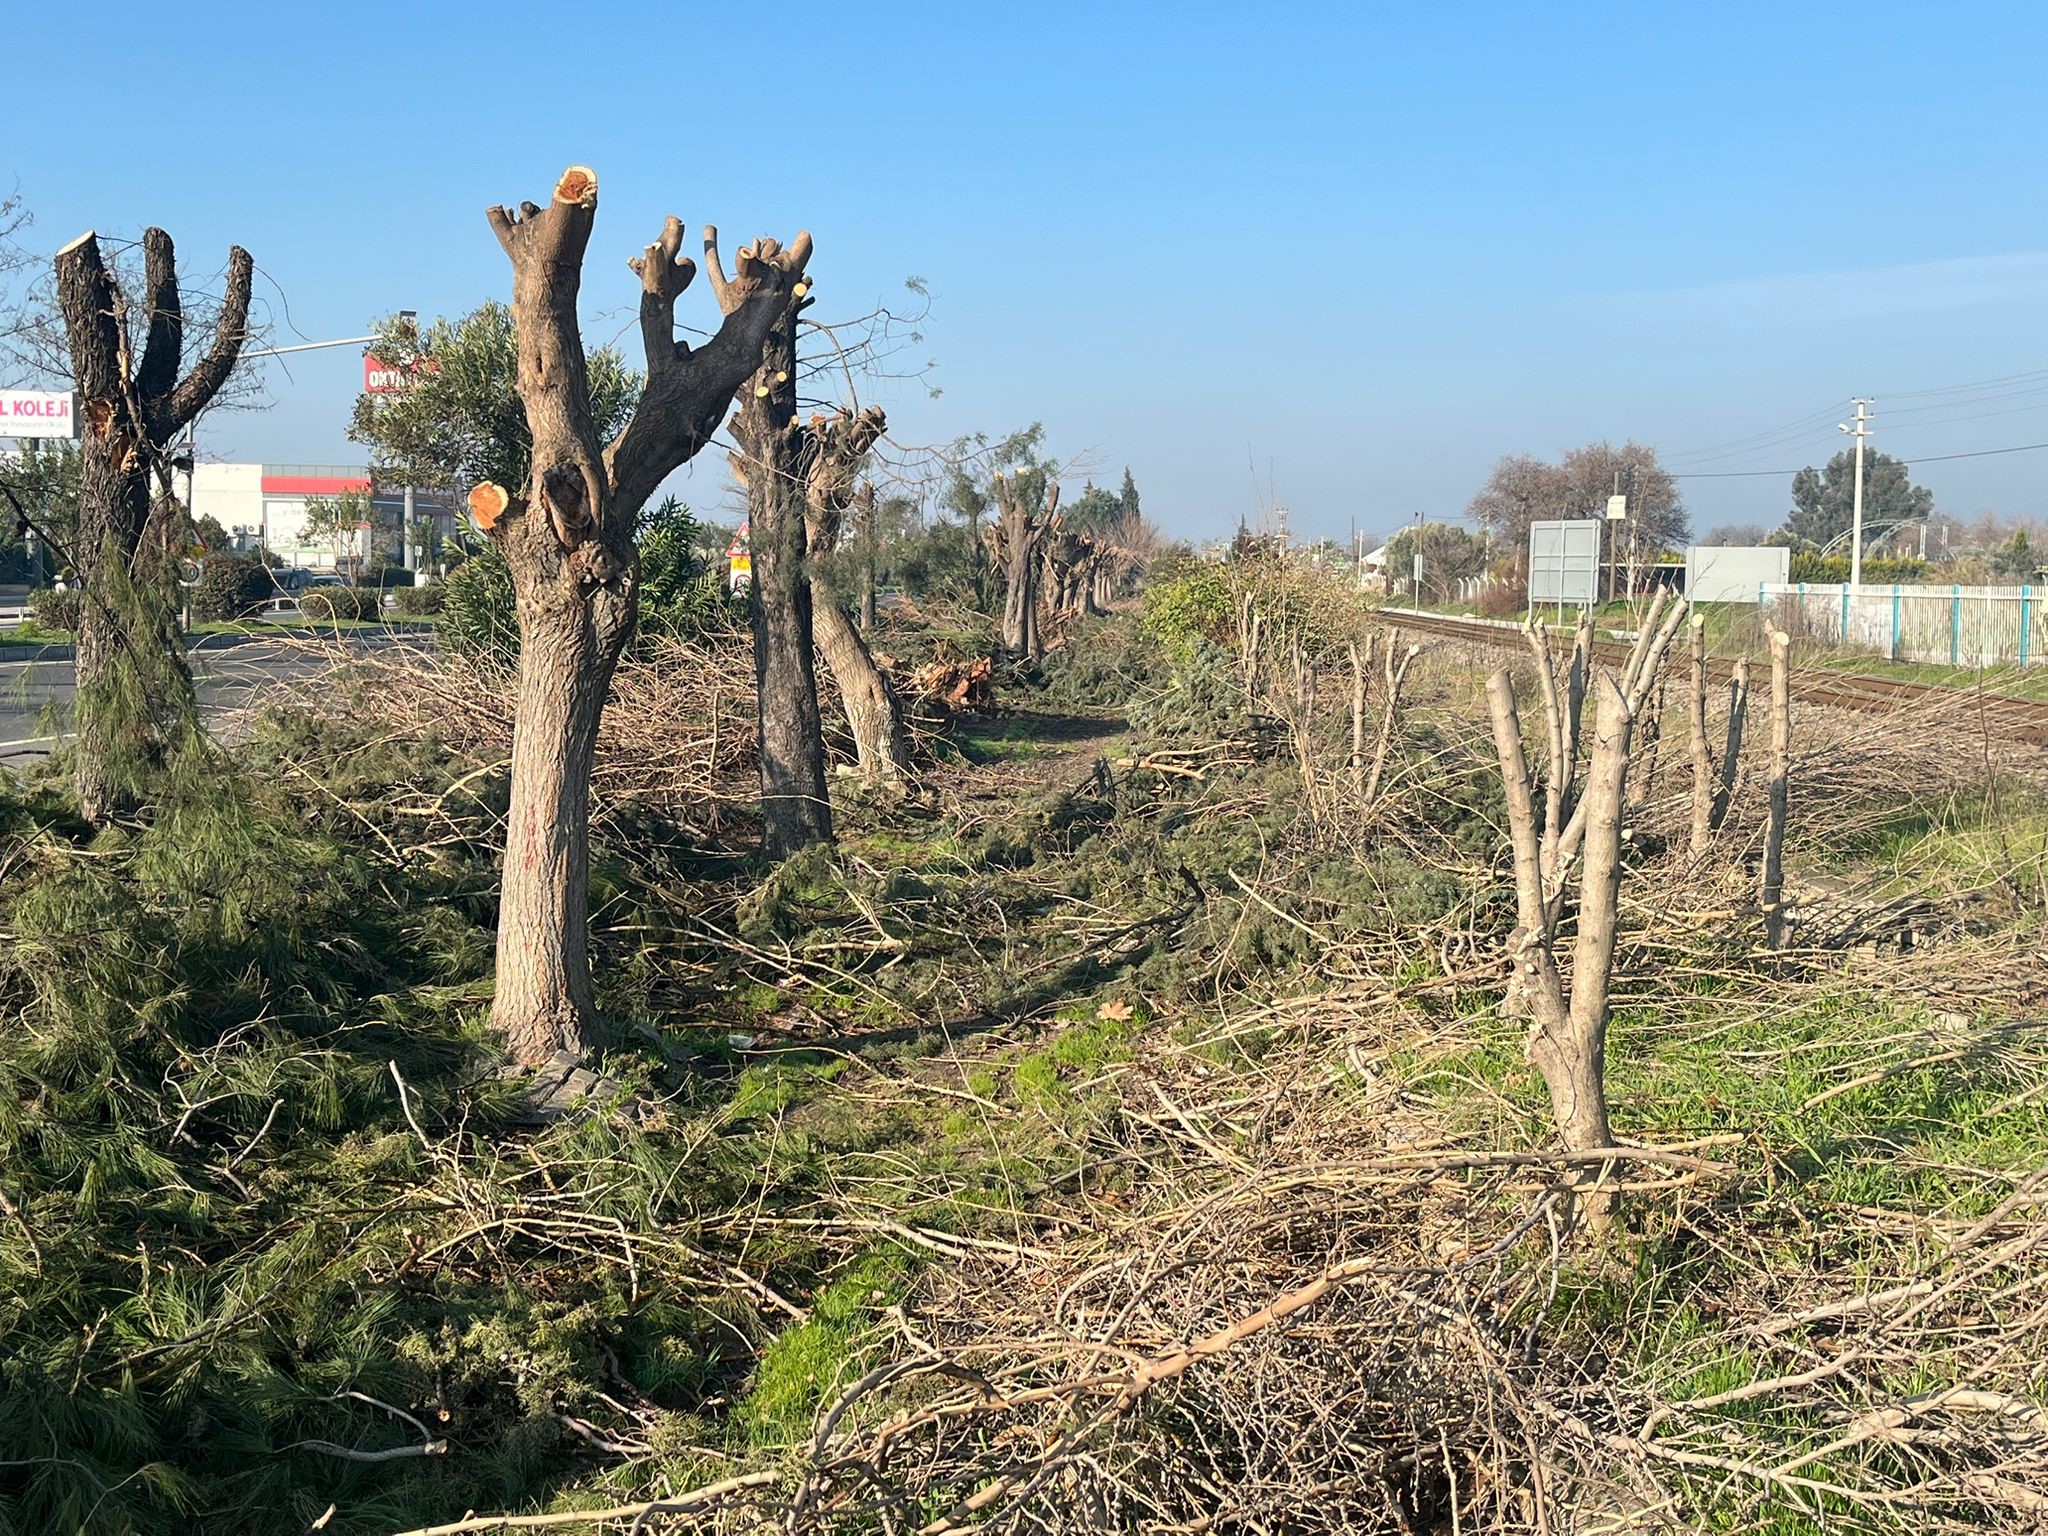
{"left": 186, "top": 462, "right": 456, "bottom": 574}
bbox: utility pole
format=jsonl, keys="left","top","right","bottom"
{"left": 1840, "top": 398, "right": 1873, "bottom": 589}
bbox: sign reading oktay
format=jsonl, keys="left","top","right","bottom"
{"left": 0, "top": 389, "right": 77, "bottom": 439}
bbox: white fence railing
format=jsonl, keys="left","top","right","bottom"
{"left": 1454, "top": 576, "right": 1511, "bottom": 606}
{"left": 1762, "top": 582, "right": 2044, "bottom": 668}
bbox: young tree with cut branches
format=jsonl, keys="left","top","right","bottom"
{"left": 1486, "top": 594, "right": 1690, "bottom": 1221}
{"left": 467, "top": 166, "right": 809, "bottom": 1065}
{"left": 54, "top": 227, "right": 253, "bottom": 822}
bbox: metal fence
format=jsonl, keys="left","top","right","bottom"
{"left": 1762, "top": 582, "right": 2044, "bottom": 667}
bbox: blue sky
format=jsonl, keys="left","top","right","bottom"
{"left": 7, "top": 1, "right": 2048, "bottom": 542}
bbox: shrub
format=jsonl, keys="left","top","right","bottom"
{"left": 192, "top": 553, "right": 272, "bottom": 622}
{"left": 298, "top": 586, "right": 382, "bottom": 623}
{"left": 391, "top": 584, "right": 445, "bottom": 617}
{"left": 27, "top": 587, "right": 81, "bottom": 634}
{"left": 1475, "top": 581, "right": 1524, "bottom": 619}
{"left": 1139, "top": 558, "right": 1234, "bottom": 666}
{"left": 441, "top": 547, "right": 519, "bottom": 665}
{"left": 440, "top": 499, "right": 738, "bottom": 669}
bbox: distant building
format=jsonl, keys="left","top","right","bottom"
{"left": 185, "top": 462, "right": 457, "bottom": 574}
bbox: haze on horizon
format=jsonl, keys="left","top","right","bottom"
{"left": 5, "top": 0, "right": 2046, "bottom": 545}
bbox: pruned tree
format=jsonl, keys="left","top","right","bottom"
{"left": 1361, "top": 633, "right": 1420, "bottom": 806}
{"left": 991, "top": 470, "right": 1058, "bottom": 658}
{"left": 1487, "top": 595, "right": 1690, "bottom": 1219}
{"left": 725, "top": 269, "right": 837, "bottom": 856}
{"left": 470, "top": 166, "right": 809, "bottom": 1064}
{"left": 54, "top": 226, "right": 253, "bottom": 821}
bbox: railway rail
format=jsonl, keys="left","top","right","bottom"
{"left": 1376, "top": 607, "right": 2048, "bottom": 747}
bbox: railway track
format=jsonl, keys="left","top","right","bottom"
{"left": 1376, "top": 607, "right": 2048, "bottom": 747}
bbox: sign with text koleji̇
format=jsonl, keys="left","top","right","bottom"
{"left": 0, "top": 389, "right": 77, "bottom": 439}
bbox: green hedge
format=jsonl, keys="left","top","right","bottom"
{"left": 193, "top": 554, "right": 272, "bottom": 622}
{"left": 391, "top": 584, "right": 444, "bottom": 617}
{"left": 1788, "top": 552, "right": 1929, "bottom": 584}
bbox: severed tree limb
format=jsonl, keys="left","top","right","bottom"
{"left": 386, "top": 1471, "right": 780, "bottom": 1536}
{"left": 1524, "top": 619, "right": 1570, "bottom": 882}
{"left": 1347, "top": 635, "right": 1372, "bottom": 788}
{"left": 1629, "top": 674, "right": 1666, "bottom": 811}
{"left": 1687, "top": 615, "right": 1714, "bottom": 858}
{"left": 1362, "top": 642, "right": 1420, "bottom": 806}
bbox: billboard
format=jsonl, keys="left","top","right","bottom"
{"left": 363, "top": 353, "right": 439, "bottom": 394}
{"left": 1529, "top": 519, "right": 1602, "bottom": 607}
{"left": 1685, "top": 544, "right": 1789, "bottom": 604}
{"left": 0, "top": 389, "right": 77, "bottom": 439}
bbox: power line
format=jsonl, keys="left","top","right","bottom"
{"left": 1670, "top": 437, "right": 2048, "bottom": 479}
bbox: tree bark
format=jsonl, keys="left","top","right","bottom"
{"left": 854, "top": 481, "right": 879, "bottom": 632}
{"left": 493, "top": 593, "right": 619, "bottom": 1063}
{"left": 55, "top": 227, "right": 252, "bottom": 821}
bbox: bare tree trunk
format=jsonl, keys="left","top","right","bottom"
{"left": 1710, "top": 656, "right": 1750, "bottom": 835}
{"left": 1566, "top": 607, "right": 1593, "bottom": 754}
{"left": 56, "top": 227, "right": 252, "bottom": 821}
{"left": 729, "top": 313, "right": 895, "bottom": 849}
{"left": 733, "top": 300, "right": 830, "bottom": 858}
{"left": 1763, "top": 630, "right": 1792, "bottom": 949}
{"left": 753, "top": 475, "right": 833, "bottom": 854}
{"left": 1557, "top": 675, "right": 1629, "bottom": 1159}
{"left": 1687, "top": 616, "right": 1714, "bottom": 859}
{"left": 494, "top": 592, "right": 623, "bottom": 1062}
{"left": 814, "top": 597, "right": 908, "bottom": 786}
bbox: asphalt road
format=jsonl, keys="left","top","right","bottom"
{"left": 0, "top": 631, "right": 428, "bottom": 764}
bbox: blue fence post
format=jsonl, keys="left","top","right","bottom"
{"left": 2023, "top": 585, "right": 2033, "bottom": 667}
{"left": 1952, "top": 584, "right": 1963, "bottom": 666}
{"left": 1891, "top": 585, "right": 1902, "bottom": 661}
{"left": 1840, "top": 583, "right": 1851, "bottom": 641}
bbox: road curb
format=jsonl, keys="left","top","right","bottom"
{"left": 0, "top": 621, "right": 439, "bottom": 665}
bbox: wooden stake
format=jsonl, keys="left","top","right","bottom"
{"left": 1763, "top": 631, "right": 1792, "bottom": 949}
